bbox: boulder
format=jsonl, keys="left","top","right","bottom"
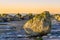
{"left": 23, "top": 11, "right": 51, "bottom": 36}
{"left": 54, "top": 14, "right": 60, "bottom": 22}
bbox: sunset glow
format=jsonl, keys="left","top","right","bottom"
{"left": 0, "top": 0, "right": 60, "bottom": 14}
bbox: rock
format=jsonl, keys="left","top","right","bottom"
{"left": 23, "top": 11, "right": 51, "bottom": 36}
{"left": 54, "top": 14, "right": 60, "bottom": 22}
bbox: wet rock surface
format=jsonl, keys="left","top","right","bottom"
{"left": 23, "top": 11, "right": 51, "bottom": 36}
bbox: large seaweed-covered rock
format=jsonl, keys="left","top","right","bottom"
{"left": 23, "top": 11, "right": 51, "bottom": 36}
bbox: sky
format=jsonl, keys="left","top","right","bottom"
{"left": 0, "top": 0, "right": 60, "bottom": 14}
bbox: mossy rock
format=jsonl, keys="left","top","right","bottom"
{"left": 54, "top": 14, "right": 60, "bottom": 22}
{"left": 23, "top": 11, "right": 51, "bottom": 36}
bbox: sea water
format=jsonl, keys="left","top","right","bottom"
{"left": 0, "top": 21, "right": 60, "bottom": 40}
